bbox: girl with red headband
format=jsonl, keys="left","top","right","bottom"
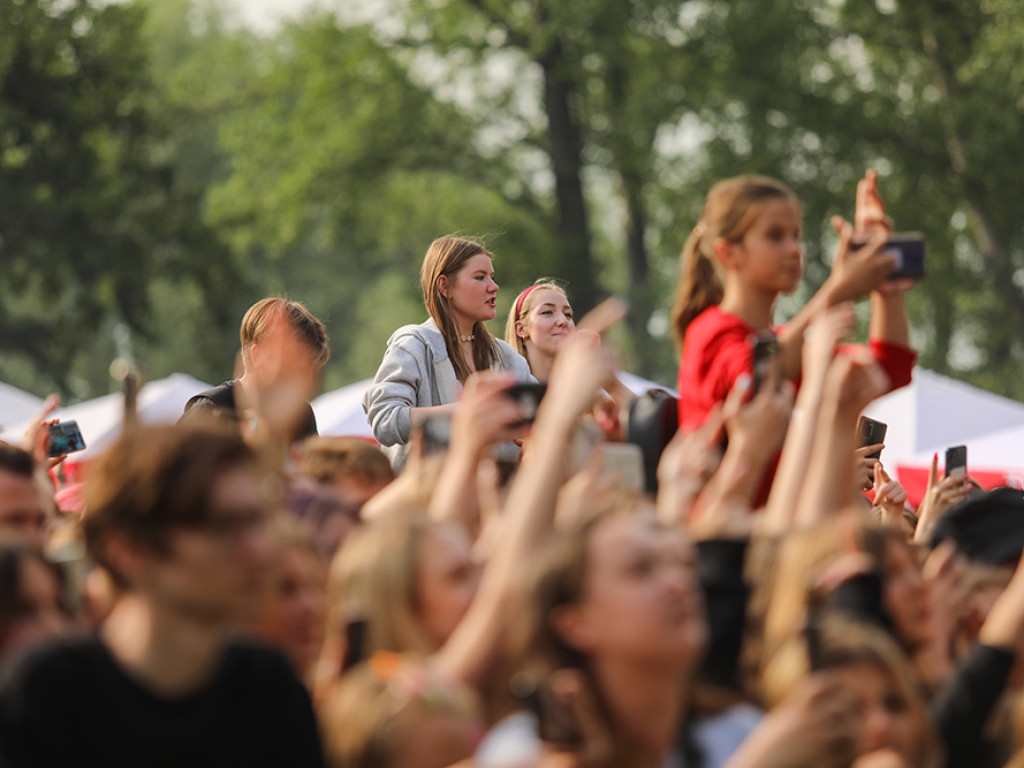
{"left": 504, "top": 279, "right": 576, "bottom": 382}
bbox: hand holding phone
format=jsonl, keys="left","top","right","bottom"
{"left": 856, "top": 416, "right": 887, "bottom": 461}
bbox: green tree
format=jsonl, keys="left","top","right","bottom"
{"left": 0, "top": 0, "right": 237, "bottom": 398}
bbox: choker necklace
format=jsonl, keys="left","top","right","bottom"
{"left": 459, "top": 334, "right": 475, "bottom": 342}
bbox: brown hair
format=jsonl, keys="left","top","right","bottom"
{"left": 241, "top": 297, "right": 330, "bottom": 367}
{"left": 300, "top": 437, "right": 394, "bottom": 487}
{"left": 82, "top": 424, "right": 260, "bottom": 587}
{"left": 503, "top": 279, "right": 570, "bottom": 362}
{"left": 670, "top": 176, "right": 800, "bottom": 353}
{"left": 0, "top": 443, "right": 34, "bottom": 479}
{"left": 420, "top": 236, "right": 501, "bottom": 383}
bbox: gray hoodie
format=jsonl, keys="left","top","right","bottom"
{"left": 362, "top": 318, "right": 534, "bottom": 471}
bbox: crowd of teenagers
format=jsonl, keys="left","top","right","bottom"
{"left": 2, "top": 171, "right": 1023, "bottom": 768}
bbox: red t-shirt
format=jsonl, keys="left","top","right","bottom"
{"left": 677, "top": 305, "right": 917, "bottom": 430}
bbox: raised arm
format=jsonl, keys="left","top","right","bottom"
{"left": 436, "top": 314, "right": 620, "bottom": 688}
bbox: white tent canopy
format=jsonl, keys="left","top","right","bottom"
{"left": 5, "top": 373, "right": 212, "bottom": 461}
{"left": 312, "top": 378, "right": 375, "bottom": 439}
{"left": 863, "top": 368, "right": 1024, "bottom": 471}
{"left": 0, "top": 381, "right": 44, "bottom": 432}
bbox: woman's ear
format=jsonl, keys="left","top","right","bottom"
{"left": 436, "top": 274, "right": 449, "bottom": 299}
{"left": 515, "top": 319, "right": 528, "bottom": 340}
{"left": 712, "top": 236, "right": 739, "bottom": 269}
{"left": 550, "top": 604, "right": 596, "bottom": 653}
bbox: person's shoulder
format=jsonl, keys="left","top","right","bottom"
{"left": 0, "top": 633, "right": 106, "bottom": 696}
{"left": 387, "top": 320, "right": 447, "bottom": 358}
{"left": 685, "top": 306, "right": 751, "bottom": 353}
{"left": 222, "top": 638, "right": 299, "bottom": 683}
{"left": 494, "top": 338, "right": 533, "bottom": 379}
{"left": 183, "top": 381, "right": 236, "bottom": 413}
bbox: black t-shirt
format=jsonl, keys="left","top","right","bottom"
{"left": 182, "top": 380, "right": 319, "bottom": 442}
{"left": 0, "top": 635, "right": 324, "bottom": 768}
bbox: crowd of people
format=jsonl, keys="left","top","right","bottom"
{"left": 1, "top": 170, "right": 1022, "bottom": 768}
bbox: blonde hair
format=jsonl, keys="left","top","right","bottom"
{"left": 420, "top": 236, "right": 501, "bottom": 383}
{"left": 762, "top": 618, "right": 942, "bottom": 768}
{"left": 503, "top": 279, "right": 569, "bottom": 362}
{"left": 670, "top": 176, "right": 800, "bottom": 353}
{"left": 240, "top": 296, "right": 329, "bottom": 366}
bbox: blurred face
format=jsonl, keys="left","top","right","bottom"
{"left": 833, "top": 662, "right": 926, "bottom": 763}
{"left": 256, "top": 543, "right": 326, "bottom": 675}
{"left": 442, "top": 254, "right": 498, "bottom": 328}
{"left": 517, "top": 288, "right": 575, "bottom": 360}
{"left": 883, "top": 540, "right": 933, "bottom": 650}
{"left": 0, "top": 470, "right": 49, "bottom": 548}
{"left": 414, "top": 523, "right": 478, "bottom": 649}
{"left": 145, "top": 465, "right": 272, "bottom": 625}
{"left": 1, "top": 554, "right": 70, "bottom": 658}
{"left": 559, "top": 510, "right": 706, "bottom": 670}
{"left": 728, "top": 199, "right": 803, "bottom": 295}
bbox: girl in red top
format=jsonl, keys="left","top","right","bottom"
{"left": 672, "top": 172, "right": 916, "bottom": 432}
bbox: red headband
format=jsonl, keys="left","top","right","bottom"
{"left": 514, "top": 285, "right": 540, "bottom": 321}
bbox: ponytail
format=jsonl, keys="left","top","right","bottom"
{"left": 671, "top": 224, "right": 723, "bottom": 354}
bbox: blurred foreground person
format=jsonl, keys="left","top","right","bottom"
{"left": 0, "top": 444, "right": 50, "bottom": 547}
{"left": 0, "top": 425, "right": 323, "bottom": 768}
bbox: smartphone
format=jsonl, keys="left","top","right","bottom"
{"left": 47, "top": 420, "right": 86, "bottom": 457}
{"left": 509, "top": 672, "right": 581, "bottom": 748}
{"left": 856, "top": 416, "right": 887, "bottom": 460}
{"left": 420, "top": 415, "right": 452, "bottom": 456}
{"left": 504, "top": 382, "right": 547, "bottom": 424}
{"left": 853, "top": 232, "right": 926, "bottom": 281}
{"left": 598, "top": 443, "right": 645, "bottom": 491}
{"left": 882, "top": 232, "right": 926, "bottom": 281}
{"left": 749, "top": 331, "right": 779, "bottom": 394}
{"left": 945, "top": 445, "right": 967, "bottom": 479}
{"left": 340, "top": 616, "right": 367, "bottom": 674}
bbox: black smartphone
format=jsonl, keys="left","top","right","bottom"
{"left": 420, "top": 415, "right": 452, "bottom": 456}
{"left": 504, "top": 382, "right": 547, "bottom": 424}
{"left": 340, "top": 616, "right": 367, "bottom": 674}
{"left": 945, "top": 445, "right": 967, "bottom": 479}
{"left": 47, "top": 420, "right": 86, "bottom": 457}
{"left": 749, "top": 331, "right": 779, "bottom": 394}
{"left": 856, "top": 416, "right": 887, "bottom": 460}
{"left": 509, "top": 672, "right": 581, "bottom": 748}
{"left": 853, "top": 232, "right": 926, "bottom": 281}
{"left": 883, "top": 232, "right": 926, "bottom": 281}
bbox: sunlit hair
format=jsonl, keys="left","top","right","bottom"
{"left": 319, "top": 653, "right": 480, "bottom": 768}
{"left": 240, "top": 296, "right": 330, "bottom": 367}
{"left": 762, "top": 618, "right": 942, "bottom": 768}
{"left": 760, "top": 516, "right": 913, "bottom": 669}
{"left": 327, "top": 512, "right": 440, "bottom": 662}
{"left": 503, "top": 278, "right": 570, "bottom": 363}
{"left": 420, "top": 236, "right": 501, "bottom": 383}
{"left": 670, "top": 176, "right": 800, "bottom": 353}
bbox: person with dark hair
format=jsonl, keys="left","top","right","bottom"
{"left": 0, "top": 425, "right": 323, "bottom": 767}
{"left": 363, "top": 236, "right": 532, "bottom": 471}
{"left": 0, "top": 536, "right": 71, "bottom": 667}
{"left": 0, "top": 444, "right": 49, "bottom": 548}
{"left": 183, "top": 296, "right": 330, "bottom": 443}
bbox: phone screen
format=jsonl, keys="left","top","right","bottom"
{"left": 47, "top": 421, "right": 86, "bottom": 457}
{"left": 856, "top": 416, "right": 887, "bottom": 460}
{"left": 749, "top": 331, "right": 779, "bottom": 394}
{"left": 945, "top": 445, "right": 967, "bottom": 479}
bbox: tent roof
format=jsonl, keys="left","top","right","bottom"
{"left": 312, "top": 378, "right": 374, "bottom": 438}
{"left": 0, "top": 381, "right": 44, "bottom": 432}
{"left": 5, "top": 373, "right": 212, "bottom": 461}
{"left": 863, "top": 368, "right": 1024, "bottom": 470}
